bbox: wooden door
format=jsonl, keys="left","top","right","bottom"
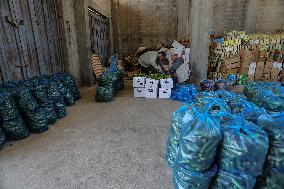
{"left": 0, "top": 0, "right": 65, "bottom": 83}
{"left": 89, "top": 8, "right": 110, "bottom": 66}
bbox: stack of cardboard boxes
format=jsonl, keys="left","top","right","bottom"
{"left": 133, "top": 77, "right": 173, "bottom": 99}
{"left": 208, "top": 31, "right": 284, "bottom": 82}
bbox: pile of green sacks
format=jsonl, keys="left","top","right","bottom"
{"left": 166, "top": 90, "right": 277, "bottom": 189}
{"left": 0, "top": 73, "right": 80, "bottom": 149}
{"left": 96, "top": 70, "right": 125, "bottom": 102}
{"left": 244, "top": 82, "right": 284, "bottom": 112}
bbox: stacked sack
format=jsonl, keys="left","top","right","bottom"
{"left": 0, "top": 73, "right": 80, "bottom": 149}
{"left": 255, "top": 113, "right": 284, "bottom": 188}
{"left": 96, "top": 70, "right": 125, "bottom": 102}
{"left": 166, "top": 90, "right": 270, "bottom": 189}
{"left": 244, "top": 82, "right": 284, "bottom": 112}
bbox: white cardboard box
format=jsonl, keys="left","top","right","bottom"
{"left": 145, "top": 78, "right": 159, "bottom": 88}
{"left": 134, "top": 88, "right": 145, "bottom": 98}
{"left": 160, "top": 78, "right": 173, "bottom": 89}
{"left": 133, "top": 77, "right": 145, "bottom": 88}
{"left": 159, "top": 88, "right": 172, "bottom": 99}
{"left": 145, "top": 87, "right": 158, "bottom": 98}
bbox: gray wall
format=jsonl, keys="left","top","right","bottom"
{"left": 112, "top": 0, "right": 178, "bottom": 58}
{"left": 61, "top": 0, "right": 112, "bottom": 86}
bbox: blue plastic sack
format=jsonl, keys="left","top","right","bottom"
{"left": 255, "top": 168, "right": 284, "bottom": 189}
{"left": 109, "top": 54, "right": 119, "bottom": 72}
{"left": 173, "top": 164, "right": 217, "bottom": 189}
{"left": 211, "top": 170, "right": 256, "bottom": 189}
{"left": 171, "top": 84, "right": 198, "bottom": 103}
{"left": 257, "top": 113, "right": 284, "bottom": 170}
{"left": 166, "top": 106, "right": 188, "bottom": 168}
{"left": 177, "top": 105, "right": 222, "bottom": 172}
{"left": 219, "top": 115, "right": 269, "bottom": 177}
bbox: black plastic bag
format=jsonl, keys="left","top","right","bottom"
{"left": 44, "top": 104, "right": 58, "bottom": 124}
{"left": 47, "top": 81, "right": 63, "bottom": 103}
{"left": 54, "top": 100, "right": 67, "bottom": 119}
{"left": 96, "top": 87, "right": 113, "bottom": 102}
{"left": 2, "top": 117, "right": 29, "bottom": 141}
{"left": 31, "top": 84, "right": 50, "bottom": 106}
{"left": 0, "top": 92, "right": 20, "bottom": 121}
{"left": 0, "top": 127, "right": 6, "bottom": 149}
{"left": 14, "top": 88, "right": 39, "bottom": 113}
{"left": 25, "top": 108, "right": 48, "bottom": 133}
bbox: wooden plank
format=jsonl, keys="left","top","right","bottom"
{"left": 8, "top": 0, "right": 30, "bottom": 80}
{"left": 52, "top": 0, "right": 64, "bottom": 72}
{"left": 42, "top": 0, "right": 56, "bottom": 74}
{"left": 33, "top": 0, "right": 52, "bottom": 75}
{"left": 54, "top": 0, "right": 68, "bottom": 73}
{"left": 0, "top": 0, "right": 22, "bottom": 81}
{"left": 45, "top": 0, "right": 62, "bottom": 74}
{"left": 18, "top": 0, "right": 40, "bottom": 78}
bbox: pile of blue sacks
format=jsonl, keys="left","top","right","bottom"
{"left": 166, "top": 88, "right": 284, "bottom": 189}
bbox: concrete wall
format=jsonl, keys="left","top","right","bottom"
{"left": 177, "top": 0, "right": 192, "bottom": 40}
{"left": 60, "top": 0, "right": 112, "bottom": 86}
{"left": 61, "top": 0, "right": 80, "bottom": 84}
{"left": 112, "top": 0, "right": 178, "bottom": 58}
{"left": 255, "top": 0, "right": 284, "bottom": 32}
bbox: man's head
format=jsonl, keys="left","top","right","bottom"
{"left": 158, "top": 51, "right": 167, "bottom": 59}
{"left": 170, "top": 48, "right": 179, "bottom": 61}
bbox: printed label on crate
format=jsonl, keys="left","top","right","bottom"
{"left": 134, "top": 88, "right": 145, "bottom": 98}
{"left": 159, "top": 88, "right": 171, "bottom": 99}
{"left": 145, "top": 87, "right": 158, "bottom": 98}
{"left": 160, "top": 78, "right": 173, "bottom": 89}
{"left": 133, "top": 77, "right": 145, "bottom": 88}
{"left": 145, "top": 78, "right": 159, "bottom": 88}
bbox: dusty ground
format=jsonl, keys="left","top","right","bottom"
{"left": 0, "top": 82, "right": 181, "bottom": 189}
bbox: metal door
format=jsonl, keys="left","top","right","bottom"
{"left": 0, "top": 0, "right": 65, "bottom": 83}
{"left": 88, "top": 8, "right": 110, "bottom": 66}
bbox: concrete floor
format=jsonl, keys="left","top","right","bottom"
{"left": 0, "top": 82, "right": 181, "bottom": 189}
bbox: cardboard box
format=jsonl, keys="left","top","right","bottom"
{"left": 134, "top": 88, "right": 145, "bottom": 98}
{"left": 227, "top": 68, "right": 239, "bottom": 74}
{"left": 262, "top": 73, "right": 271, "bottom": 82}
{"left": 145, "top": 87, "right": 158, "bottom": 98}
{"left": 133, "top": 77, "right": 145, "bottom": 88}
{"left": 258, "top": 51, "right": 268, "bottom": 62}
{"left": 145, "top": 78, "right": 159, "bottom": 88}
{"left": 248, "top": 74, "right": 255, "bottom": 82}
{"left": 159, "top": 88, "right": 171, "bottom": 99}
{"left": 225, "top": 55, "right": 240, "bottom": 64}
{"left": 239, "top": 61, "right": 250, "bottom": 74}
{"left": 272, "top": 62, "right": 283, "bottom": 70}
{"left": 255, "top": 62, "right": 264, "bottom": 81}
{"left": 263, "top": 61, "right": 273, "bottom": 73}
{"left": 160, "top": 78, "right": 174, "bottom": 89}
{"left": 271, "top": 67, "right": 281, "bottom": 75}
{"left": 240, "top": 49, "right": 256, "bottom": 62}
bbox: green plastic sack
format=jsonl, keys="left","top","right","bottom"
{"left": 173, "top": 164, "right": 217, "bottom": 189}
{"left": 177, "top": 105, "right": 222, "bottom": 172}
{"left": 255, "top": 168, "right": 284, "bottom": 189}
{"left": 257, "top": 113, "right": 284, "bottom": 170}
{"left": 2, "top": 117, "right": 29, "bottom": 141}
{"left": 219, "top": 115, "right": 269, "bottom": 177}
{"left": 166, "top": 106, "right": 188, "bottom": 168}
{"left": 211, "top": 170, "right": 256, "bottom": 189}
{"left": 96, "top": 87, "right": 113, "bottom": 102}
{"left": 0, "top": 128, "right": 6, "bottom": 149}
